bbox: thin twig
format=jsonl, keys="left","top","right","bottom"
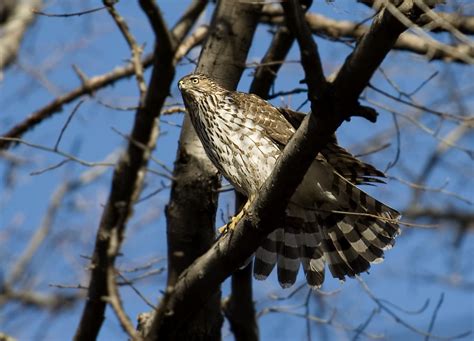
{"left": 357, "top": 276, "right": 471, "bottom": 340}
{"left": 391, "top": 176, "right": 473, "bottom": 205}
{"left": 425, "top": 293, "right": 445, "bottom": 341}
{"left": 33, "top": 6, "right": 106, "bottom": 17}
{"left": 116, "top": 272, "right": 157, "bottom": 310}
{"left": 54, "top": 100, "right": 84, "bottom": 150}
{"left": 0, "top": 137, "right": 116, "bottom": 168}
{"left": 103, "top": 0, "right": 147, "bottom": 101}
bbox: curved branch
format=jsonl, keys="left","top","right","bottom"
{"left": 261, "top": 7, "right": 474, "bottom": 64}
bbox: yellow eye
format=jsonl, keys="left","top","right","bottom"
{"left": 191, "top": 78, "right": 199, "bottom": 84}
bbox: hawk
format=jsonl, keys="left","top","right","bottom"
{"left": 178, "top": 73, "right": 400, "bottom": 288}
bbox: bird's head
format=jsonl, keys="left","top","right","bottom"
{"left": 178, "top": 73, "right": 223, "bottom": 101}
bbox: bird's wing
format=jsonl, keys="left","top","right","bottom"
{"left": 236, "top": 95, "right": 385, "bottom": 185}
{"left": 276, "top": 107, "right": 386, "bottom": 185}
{"left": 234, "top": 92, "right": 295, "bottom": 148}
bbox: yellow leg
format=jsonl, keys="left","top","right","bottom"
{"left": 218, "top": 198, "right": 252, "bottom": 234}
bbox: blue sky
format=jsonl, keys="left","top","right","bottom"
{"left": 1, "top": 1, "right": 473, "bottom": 340}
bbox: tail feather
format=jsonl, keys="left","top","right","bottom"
{"left": 254, "top": 220, "right": 326, "bottom": 288}
{"left": 321, "top": 233, "right": 357, "bottom": 280}
{"left": 321, "top": 175, "right": 400, "bottom": 280}
{"left": 253, "top": 162, "right": 400, "bottom": 288}
{"left": 254, "top": 229, "right": 279, "bottom": 280}
{"left": 300, "top": 255, "right": 325, "bottom": 288}
{"left": 357, "top": 220, "right": 394, "bottom": 249}
{"left": 337, "top": 219, "right": 384, "bottom": 263}
{"left": 326, "top": 226, "right": 371, "bottom": 275}
{"left": 299, "top": 234, "right": 325, "bottom": 287}
{"left": 277, "top": 228, "right": 300, "bottom": 288}
{"left": 321, "top": 142, "right": 386, "bottom": 185}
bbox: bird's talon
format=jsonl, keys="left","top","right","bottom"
{"left": 218, "top": 211, "right": 243, "bottom": 234}
{"left": 218, "top": 224, "right": 229, "bottom": 234}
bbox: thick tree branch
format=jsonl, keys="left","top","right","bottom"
{"left": 73, "top": 1, "right": 207, "bottom": 340}
{"left": 261, "top": 7, "right": 474, "bottom": 63}
{"left": 146, "top": 0, "right": 432, "bottom": 334}
{"left": 223, "top": 262, "right": 258, "bottom": 341}
{"left": 360, "top": 0, "right": 474, "bottom": 35}
{"left": 146, "top": 1, "right": 262, "bottom": 340}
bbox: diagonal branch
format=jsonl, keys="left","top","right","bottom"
{"left": 223, "top": 23, "right": 296, "bottom": 341}
{"left": 261, "top": 7, "right": 474, "bottom": 64}
{"left": 146, "top": 0, "right": 434, "bottom": 334}
{"left": 360, "top": 0, "right": 474, "bottom": 35}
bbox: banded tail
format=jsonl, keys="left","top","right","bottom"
{"left": 253, "top": 170, "right": 400, "bottom": 288}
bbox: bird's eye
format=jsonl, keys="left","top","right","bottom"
{"left": 191, "top": 78, "right": 199, "bottom": 84}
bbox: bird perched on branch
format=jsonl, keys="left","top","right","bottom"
{"left": 178, "top": 73, "right": 400, "bottom": 288}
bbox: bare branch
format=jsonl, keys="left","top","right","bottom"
{"left": 0, "top": 0, "right": 42, "bottom": 72}
{"left": 54, "top": 100, "right": 84, "bottom": 151}
{"left": 104, "top": 1, "right": 147, "bottom": 101}
{"left": 33, "top": 6, "right": 106, "bottom": 17}
{"left": 106, "top": 263, "right": 143, "bottom": 340}
{"left": 360, "top": 0, "right": 474, "bottom": 35}
{"left": 223, "top": 264, "right": 258, "bottom": 341}
{"left": 261, "top": 7, "right": 474, "bottom": 63}
{"left": 73, "top": 1, "right": 207, "bottom": 339}
{"left": 0, "top": 5, "right": 208, "bottom": 151}
{"left": 357, "top": 276, "right": 471, "bottom": 340}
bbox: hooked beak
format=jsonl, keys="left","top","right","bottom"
{"left": 178, "top": 80, "right": 184, "bottom": 91}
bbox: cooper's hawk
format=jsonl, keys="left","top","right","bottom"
{"left": 178, "top": 73, "right": 400, "bottom": 288}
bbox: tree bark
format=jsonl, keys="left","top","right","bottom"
{"left": 73, "top": 1, "right": 207, "bottom": 339}
{"left": 159, "top": 1, "right": 262, "bottom": 340}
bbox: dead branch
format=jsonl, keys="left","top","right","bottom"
{"left": 261, "top": 7, "right": 474, "bottom": 63}
{"left": 0, "top": 17, "right": 208, "bottom": 151}
{"left": 0, "top": 0, "right": 42, "bottom": 72}
{"left": 73, "top": 1, "right": 208, "bottom": 340}
{"left": 103, "top": 0, "right": 147, "bottom": 101}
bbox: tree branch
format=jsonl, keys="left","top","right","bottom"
{"left": 144, "top": 0, "right": 432, "bottom": 335}
{"left": 0, "top": 0, "right": 42, "bottom": 72}
{"left": 360, "top": 0, "right": 474, "bottom": 35}
{"left": 223, "top": 23, "right": 297, "bottom": 341}
{"left": 223, "top": 263, "right": 258, "bottom": 341}
{"left": 261, "top": 6, "right": 474, "bottom": 64}
{"left": 147, "top": 1, "right": 263, "bottom": 339}
{"left": 0, "top": 0, "right": 208, "bottom": 151}
{"left": 73, "top": 1, "right": 207, "bottom": 340}
{"left": 104, "top": 0, "right": 147, "bottom": 101}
